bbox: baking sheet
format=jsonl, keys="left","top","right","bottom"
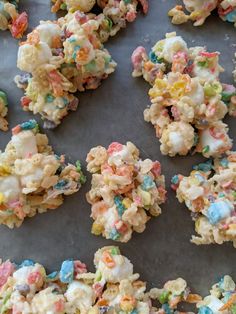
{"left": 0, "top": 0, "right": 236, "bottom": 295}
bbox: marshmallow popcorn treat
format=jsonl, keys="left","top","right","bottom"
{"left": 86, "top": 142, "right": 166, "bottom": 242}
{"left": 172, "top": 151, "right": 236, "bottom": 247}
{"left": 0, "top": 91, "right": 8, "bottom": 132}
{"left": 0, "top": 246, "right": 202, "bottom": 314}
{"left": 15, "top": 13, "right": 117, "bottom": 129}
{"left": 131, "top": 32, "right": 236, "bottom": 157}
{"left": 168, "top": 0, "right": 236, "bottom": 27}
{"left": 0, "top": 0, "right": 28, "bottom": 38}
{"left": 197, "top": 275, "right": 236, "bottom": 314}
{"left": 51, "top": 0, "right": 149, "bottom": 41}
{"left": 0, "top": 119, "right": 85, "bottom": 228}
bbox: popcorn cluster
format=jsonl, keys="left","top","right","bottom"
{"left": 132, "top": 32, "right": 236, "bottom": 157}
{"left": 168, "top": 0, "right": 236, "bottom": 27}
{"left": 172, "top": 152, "right": 236, "bottom": 247}
{"left": 51, "top": 0, "right": 149, "bottom": 42}
{"left": 15, "top": 0, "right": 148, "bottom": 128}
{"left": 0, "top": 120, "right": 85, "bottom": 228}
{"left": 15, "top": 15, "right": 116, "bottom": 129}
{"left": 86, "top": 141, "right": 166, "bottom": 242}
{"left": 0, "top": 246, "right": 202, "bottom": 313}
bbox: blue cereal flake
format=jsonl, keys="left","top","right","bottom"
{"left": 19, "top": 259, "right": 35, "bottom": 268}
{"left": 220, "top": 158, "right": 229, "bottom": 168}
{"left": 54, "top": 179, "right": 69, "bottom": 190}
{"left": 47, "top": 271, "right": 59, "bottom": 281}
{"left": 149, "top": 51, "right": 164, "bottom": 64}
{"left": 109, "top": 228, "right": 120, "bottom": 241}
{"left": 72, "top": 45, "right": 81, "bottom": 60}
{"left": 194, "top": 173, "right": 205, "bottom": 184}
{"left": 193, "top": 160, "right": 213, "bottom": 172}
{"left": 141, "top": 175, "right": 156, "bottom": 191}
{"left": 225, "top": 9, "right": 236, "bottom": 23}
{"left": 198, "top": 306, "right": 213, "bottom": 314}
{"left": 59, "top": 260, "right": 74, "bottom": 283}
{"left": 20, "top": 120, "right": 38, "bottom": 131}
{"left": 171, "top": 175, "right": 179, "bottom": 185}
{"left": 114, "top": 195, "right": 126, "bottom": 217}
{"left": 162, "top": 303, "right": 173, "bottom": 314}
{"left": 45, "top": 94, "right": 55, "bottom": 103}
{"left": 206, "top": 201, "right": 234, "bottom": 225}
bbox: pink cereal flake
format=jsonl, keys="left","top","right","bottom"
{"left": 28, "top": 271, "right": 41, "bottom": 285}
{"left": 12, "top": 125, "right": 21, "bottom": 135}
{"left": 151, "top": 161, "right": 162, "bottom": 177}
{"left": 55, "top": 299, "right": 65, "bottom": 312}
{"left": 138, "top": 0, "right": 149, "bottom": 14}
{"left": 74, "top": 261, "right": 87, "bottom": 275}
{"left": 107, "top": 142, "right": 123, "bottom": 155}
{"left": 0, "top": 261, "right": 14, "bottom": 288}
{"left": 93, "top": 282, "right": 104, "bottom": 297}
{"left": 126, "top": 11, "right": 137, "bottom": 22}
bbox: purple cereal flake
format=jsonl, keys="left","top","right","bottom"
{"left": 68, "top": 98, "right": 79, "bottom": 111}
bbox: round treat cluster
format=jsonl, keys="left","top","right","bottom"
{"left": 168, "top": 0, "right": 236, "bottom": 27}
{"left": 0, "top": 0, "right": 28, "bottom": 38}
{"left": 132, "top": 32, "right": 236, "bottom": 157}
{"left": 0, "top": 246, "right": 203, "bottom": 313}
{"left": 0, "top": 120, "right": 85, "bottom": 228}
{"left": 86, "top": 141, "right": 166, "bottom": 242}
{"left": 172, "top": 151, "right": 236, "bottom": 247}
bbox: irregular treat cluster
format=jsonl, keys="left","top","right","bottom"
{"left": 172, "top": 151, "right": 236, "bottom": 247}
{"left": 0, "top": 90, "right": 8, "bottom": 131}
{"left": 51, "top": 0, "right": 149, "bottom": 41}
{"left": 86, "top": 142, "right": 166, "bottom": 242}
{"left": 0, "top": 0, "right": 28, "bottom": 38}
{"left": 197, "top": 275, "right": 236, "bottom": 313}
{"left": 132, "top": 32, "right": 236, "bottom": 157}
{"left": 0, "top": 120, "right": 85, "bottom": 228}
{"left": 0, "top": 246, "right": 202, "bottom": 313}
{"left": 15, "top": 15, "right": 116, "bottom": 128}
{"left": 168, "top": 0, "right": 236, "bottom": 27}
{"left": 15, "top": 1, "right": 148, "bottom": 129}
